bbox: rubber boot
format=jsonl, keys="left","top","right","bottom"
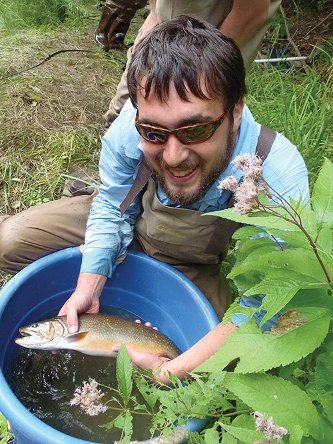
{"left": 95, "top": 0, "right": 147, "bottom": 51}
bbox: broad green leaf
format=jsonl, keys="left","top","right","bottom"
{"left": 222, "top": 297, "right": 257, "bottom": 325}
{"left": 317, "top": 226, "right": 333, "bottom": 256}
{"left": 208, "top": 207, "right": 298, "bottom": 231}
{"left": 223, "top": 373, "right": 322, "bottom": 440}
{"left": 196, "top": 308, "right": 331, "bottom": 373}
{"left": 289, "top": 424, "right": 304, "bottom": 444}
{"left": 294, "top": 203, "right": 318, "bottom": 239}
{"left": 271, "top": 228, "right": 309, "bottom": 249}
{"left": 134, "top": 371, "right": 158, "bottom": 409}
{"left": 220, "top": 431, "right": 238, "bottom": 444}
{"left": 244, "top": 279, "right": 301, "bottom": 324}
{"left": 311, "top": 158, "right": 333, "bottom": 226}
{"left": 232, "top": 225, "right": 266, "bottom": 240}
{"left": 116, "top": 345, "right": 133, "bottom": 405}
{"left": 233, "top": 236, "right": 277, "bottom": 262}
{"left": 203, "top": 426, "right": 220, "bottom": 444}
{"left": 219, "top": 420, "right": 264, "bottom": 443}
{"left": 229, "top": 248, "right": 327, "bottom": 283}
{"left": 288, "top": 288, "right": 333, "bottom": 311}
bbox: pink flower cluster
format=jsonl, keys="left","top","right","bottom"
{"left": 70, "top": 379, "right": 108, "bottom": 416}
{"left": 218, "top": 154, "right": 270, "bottom": 214}
{"left": 253, "top": 411, "right": 288, "bottom": 442}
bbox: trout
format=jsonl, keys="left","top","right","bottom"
{"left": 15, "top": 314, "right": 180, "bottom": 359}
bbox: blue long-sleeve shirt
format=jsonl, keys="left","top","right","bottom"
{"left": 81, "top": 99, "right": 309, "bottom": 277}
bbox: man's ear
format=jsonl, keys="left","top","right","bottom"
{"left": 232, "top": 98, "right": 245, "bottom": 131}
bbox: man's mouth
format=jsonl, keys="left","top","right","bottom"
{"left": 167, "top": 167, "right": 197, "bottom": 180}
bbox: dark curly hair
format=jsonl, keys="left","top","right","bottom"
{"left": 127, "top": 15, "right": 246, "bottom": 111}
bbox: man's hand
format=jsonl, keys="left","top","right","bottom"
{"left": 132, "top": 7, "right": 158, "bottom": 52}
{"left": 112, "top": 344, "right": 172, "bottom": 384}
{"left": 58, "top": 272, "right": 107, "bottom": 333}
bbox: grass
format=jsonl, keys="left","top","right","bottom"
{"left": 247, "top": 63, "right": 333, "bottom": 186}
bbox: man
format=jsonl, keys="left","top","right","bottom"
{"left": 0, "top": 17, "right": 309, "bottom": 381}
{"left": 104, "top": 0, "right": 282, "bottom": 126}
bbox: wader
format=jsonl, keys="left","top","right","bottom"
{"left": 95, "top": 0, "right": 147, "bottom": 51}
{"left": 120, "top": 127, "right": 276, "bottom": 319}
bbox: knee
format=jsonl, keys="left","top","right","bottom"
{"left": 0, "top": 217, "right": 28, "bottom": 274}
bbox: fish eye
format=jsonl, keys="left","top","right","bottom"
{"left": 31, "top": 323, "right": 39, "bottom": 328}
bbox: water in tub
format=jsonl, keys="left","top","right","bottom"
{"left": 5, "top": 307, "right": 164, "bottom": 443}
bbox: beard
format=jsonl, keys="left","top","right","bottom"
{"left": 145, "top": 123, "right": 236, "bottom": 206}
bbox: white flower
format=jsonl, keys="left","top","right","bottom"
{"left": 70, "top": 379, "right": 108, "bottom": 416}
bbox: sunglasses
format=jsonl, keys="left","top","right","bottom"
{"left": 135, "top": 111, "right": 226, "bottom": 145}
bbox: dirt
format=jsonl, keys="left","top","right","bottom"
{"left": 283, "top": 1, "right": 333, "bottom": 56}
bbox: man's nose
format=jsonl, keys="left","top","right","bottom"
{"left": 162, "top": 135, "right": 189, "bottom": 167}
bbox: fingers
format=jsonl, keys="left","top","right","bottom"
{"left": 66, "top": 307, "right": 79, "bottom": 333}
{"left": 135, "top": 320, "right": 158, "bottom": 330}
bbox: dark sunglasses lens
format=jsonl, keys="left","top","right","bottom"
{"left": 136, "top": 125, "right": 168, "bottom": 144}
{"left": 177, "top": 124, "right": 216, "bottom": 143}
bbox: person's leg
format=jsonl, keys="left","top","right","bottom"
{"left": 239, "top": 0, "right": 282, "bottom": 69}
{"left": 104, "top": 47, "right": 132, "bottom": 127}
{"left": 0, "top": 195, "right": 93, "bottom": 274}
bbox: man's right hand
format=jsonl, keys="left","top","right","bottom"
{"left": 58, "top": 272, "right": 107, "bottom": 333}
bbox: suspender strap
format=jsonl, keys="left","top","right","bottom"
{"left": 255, "top": 125, "right": 276, "bottom": 162}
{"left": 119, "top": 126, "right": 276, "bottom": 214}
{"left": 119, "top": 158, "right": 152, "bottom": 214}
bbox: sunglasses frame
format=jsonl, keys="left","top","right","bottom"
{"left": 135, "top": 111, "right": 226, "bottom": 145}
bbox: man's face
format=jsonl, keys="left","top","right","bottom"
{"left": 136, "top": 84, "right": 243, "bottom": 206}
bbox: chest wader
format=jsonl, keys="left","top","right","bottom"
{"left": 120, "top": 127, "right": 276, "bottom": 319}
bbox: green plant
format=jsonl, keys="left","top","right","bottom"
{"left": 0, "top": 413, "right": 11, "bottom": 444}
{"left": 92, "top": 158, "right": 333, "bottom": 443}
{"left": 0, "top": 0, "right": 87, "bottom": 32}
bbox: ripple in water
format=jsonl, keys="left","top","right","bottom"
{"left": 6, "top": 309, "right": 155, "bottom": 443}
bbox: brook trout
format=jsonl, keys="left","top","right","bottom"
{"left": 15, "top": 314, "right": 180, "bottom": 359}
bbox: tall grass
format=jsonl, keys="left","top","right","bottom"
{"left": 246, "top": 64, "right": 333, "bottom": 186}
{"left": 0, "top": 0, "right": 87, "bottom": 32}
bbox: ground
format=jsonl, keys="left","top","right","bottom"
{"left": 0, "top": 2, "right": 332, "bottom": 289}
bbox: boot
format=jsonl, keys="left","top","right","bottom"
{"left": 95, "top": 0, "right": 147, "bottom": 51}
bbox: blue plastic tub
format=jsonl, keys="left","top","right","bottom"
{"left": 0, "top": 247, "right": 219, "bottom": 444}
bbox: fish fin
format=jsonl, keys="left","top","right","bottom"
{"left": 64, "top": 331, "right": 89, "bottom": 342}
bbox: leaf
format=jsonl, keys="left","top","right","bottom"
{"left": 229, "top": 248, "right": 327, "bottom": 284}
{"left": 288, "top": 288, "right": 333, "bottom": 311}
{"left": 244, "top": 278, "right": 301, "bottom": 325}
{"left": 311, "top": 158, "right": 333, "bottom": 226}
{"left": 134, "top": 371, "right": 158, "bottom": 409}
{"left": 223, "top": 373, "right": 322, "bottom": 440}
{"left": 116, "top": 345, "right": 133, "bottom": 406}
{"left": 219, "top": 420, "right": 264, "bottom": 444}
{"left": 203, "top": 426, "right": 221, "bottom": 444}
{"left": 208, "top": 207, "right": 298, "bottom": 231}
{"left": 222, "top": 297, "right": 257, "bottom": 325}
{"left": 317, "top": 226, "right": 333, "bottom": 256}
{"left": 196, "top": 308, "right": 331, "bottom": 373}
{"left": 271, "top": 228, "right": 310, "bottom": 249}
{"left": 312, "top": 349, "right": 333, "bottom": 424}
{"left": 219, "top": 431, "right": 238, "bottom": 444}
{"left": 233, "top": 235, "right": 277, "bottom": 262}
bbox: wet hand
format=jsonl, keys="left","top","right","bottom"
{"left": 112, "top": 344, "right": 171, "bottom": 384}
{"left": 58, "top": 290, "right": 100, "bottom": 333}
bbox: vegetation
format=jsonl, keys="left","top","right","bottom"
{"left": 0, "top": 0, "right": 332, "bottom": 442}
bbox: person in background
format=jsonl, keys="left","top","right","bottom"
{"left": 0, "top": 17, "right": 309, "bottom": 382}
{"left": 104, "top": 0, "right": 282, "bottom": 126}
{"left": 95, "top": 0, "right": 147, "bottom": 51}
